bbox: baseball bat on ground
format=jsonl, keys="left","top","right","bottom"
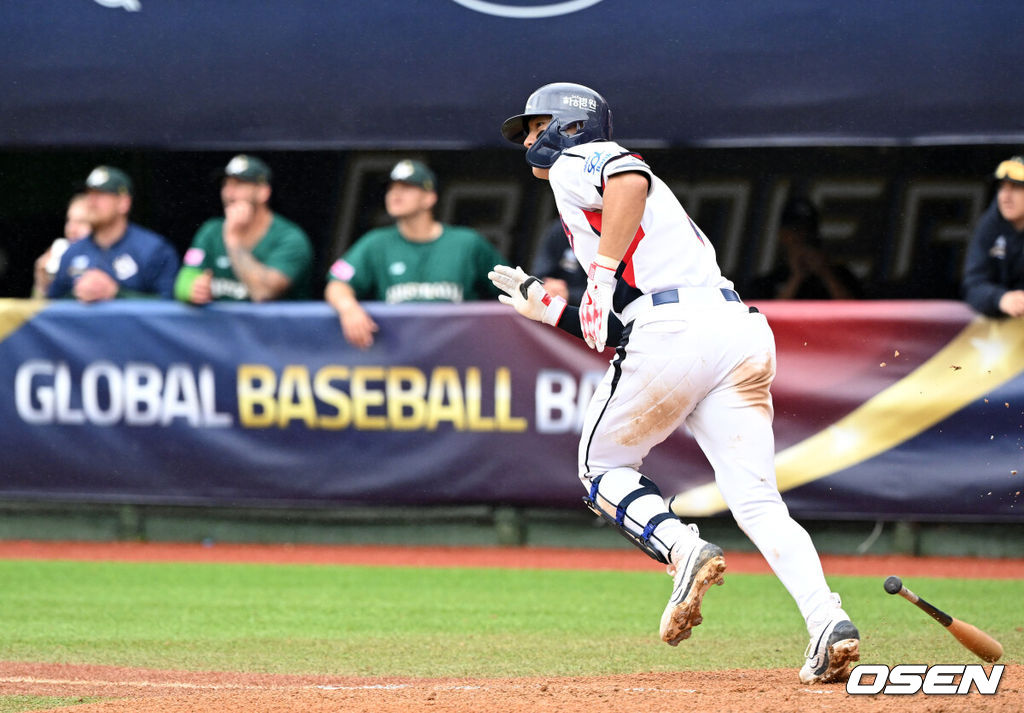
{"left": 883, "top": 575, "right": 1003, "bottom": 662}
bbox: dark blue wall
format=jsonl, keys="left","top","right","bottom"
{"left": 2, "top": 1, "right": 1022, "bottom": 149}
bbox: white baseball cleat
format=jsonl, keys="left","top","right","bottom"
{"left": 799, "top": 602, "right": 860, "bottom": 684}
{"left": 659, "top": 539, "right": 726, "bottom": 646}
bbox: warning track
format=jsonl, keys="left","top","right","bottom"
{"left": 1, "top": 540, "right": 1023, "bottom": 578}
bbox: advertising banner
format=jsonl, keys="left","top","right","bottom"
{"left": 0, "top": 300, "right": 1021, "bottom": 521}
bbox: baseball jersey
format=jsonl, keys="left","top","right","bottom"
{"left": 327, "top": 225, "right": 503, "bottom": 303}
{"left": 549, "top": 141, "right": 733, "bottom": 313}
{"left": 962, "top": 197, "right": 1024, "bottom": 316}
{"left": 47, "top": 223, "right": 180, "bottom": 299}
{"left": 180, "top": 214, "right": 314, "bottom": 300}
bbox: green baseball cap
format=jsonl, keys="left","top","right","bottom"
{"left": 389, "top": 159, "right": 436, "bottom": 192}
{"left": 84, "top": 166, "right": 133, "bottom": 196}
{"left": 224, "top": 154, "right": 272, "bottom": 184}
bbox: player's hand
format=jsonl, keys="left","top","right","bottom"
{"left": 580, "top": 258, "right": 617, "bottom": 351}
{"left": 32, "top": 251, "right": 52, "bottom": 297}
{"left": 339, "top": 302, "right": 379, "bottom": 350}
{"left": 489, "top": 264, "right": 566, "bottom": 326}
{"left": 999, "top": 289, "right": 1024, "bottom": 318}
{"left": 73, "top": 268, "right": 119, "bottom": 302}
{"left": 222, "top": 200, "right": 256, "bottom": 247}
{"left": 191, "top": 269, "right": 214, "bottom": 304}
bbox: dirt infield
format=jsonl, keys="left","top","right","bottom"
{"left": 2, "top": 541, "right": 1022, "bottom": 712}
{"left": 2, "top": 661, "right": 1021, "bottom": 713}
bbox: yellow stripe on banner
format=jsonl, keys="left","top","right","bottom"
{"left": 0, "top": 298, "right": 50, "bottom": 344}
{"left": 671, "top": 316, "right": 1024, "bottom": 517}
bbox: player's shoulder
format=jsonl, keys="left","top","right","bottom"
{"left": 441, "top": 224, "right": 488, "bottom": 243}
{"left": 61, "top": 236, "right": 95, "bottom": 259}
{"left": 125, "top": 223, "right": 174, "bottom": 250}
{"left": 560, "top": 140, "right": 623, "bottom": 163}
{"left": 270, "top": 212, "right": 311, "bottom": 240}
{"left": 197, "top": 217, "right": 223, "bottom": 231}
{"left": 354, "top": 225, "right": 400, "bottom": 246}
{"left": 558, "top": 141, "right": 648, "bottom": 177}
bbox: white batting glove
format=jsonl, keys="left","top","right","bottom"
{"left": 580, "top": 256, "right": 617, "bottom": 351}
{"left": 489, "top": 264, "right": 567, "bottom": 326}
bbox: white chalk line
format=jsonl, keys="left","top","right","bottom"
{"left": 0, "top": 676, "right": 744, "bottom": 694}
{"left": 1, "top": 677, "right": 298, "bottom": 691}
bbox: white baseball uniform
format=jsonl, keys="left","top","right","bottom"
{"left": 548, "top": 140, "right": 840, "bottom": 632}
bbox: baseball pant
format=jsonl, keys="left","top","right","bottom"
{"left": 579, "top": 299, "right": 836, "bottom": 630}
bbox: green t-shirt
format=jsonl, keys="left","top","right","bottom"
{"left": 327, "top": 225, "right": 503, "bottom": 303}
{"left": 175, "top": 214, "right": 314, "bottom": 301}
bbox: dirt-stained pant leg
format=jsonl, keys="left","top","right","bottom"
{"left": 684, "top": 308, "right": 837, "bottom": 629}
{"left": 577, "top": 304, "right": 720, "bottom": 560}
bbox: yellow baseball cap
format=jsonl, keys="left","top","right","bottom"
{"left": 994, "top": 156, "right": 1024, "bottom": 185}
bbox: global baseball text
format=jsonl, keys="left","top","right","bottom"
{"left": 14, "top": 360, "right": 602, "bottom": 432}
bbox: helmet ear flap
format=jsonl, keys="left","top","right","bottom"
{"left": 524, "top": 116, "right": 582, "bottom": 169}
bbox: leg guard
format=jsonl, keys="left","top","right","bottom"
{"left": 583, "top": 468, "right": 683, "bottom": 564}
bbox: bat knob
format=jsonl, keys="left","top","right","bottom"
{"left": 883, "top": 575, "right": 903, "bottom": 594}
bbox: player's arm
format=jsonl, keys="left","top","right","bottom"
{"left": 325, "top": 278, "right": 378, "bottom": 349}
{"left": 556, "top": 303, "right": 624, "bottom": 346}
{"left": 489, "top": 265, "right": 623, "bottom": 347}
{"left": 961, "top": 200, "right": 1008, "bottom": 316}
{"left": 175, "top": 225, "right": 218, "bottom": 304}
{"left": 147, "top": 242, "right": 182, "bottom": 300}
{"left": 579, "top": 170, "right": 650, "bottom": 350}
{"left": 45, "top": 250, "right": 75, "bottom": 299}
{"left": 225, "top": 245, "right": 292, "bottom": 302}
{"left": 253, "top": 226, "right": 314, "bottom": 301}
{"left": 595, "top": 171, "right": 650, "bottom": 263}
{"left": 175, "top": 266, "right": 211, "bottom": 303}
{"left": 32, "top": 248, "right": 55, "bottom": 298}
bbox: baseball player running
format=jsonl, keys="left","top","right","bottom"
{"left": 491, "top": 82, "right": 859, "bottom": 683}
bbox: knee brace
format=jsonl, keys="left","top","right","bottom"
{"left": 583, "top": 468, "right": 680, "bottom": 564}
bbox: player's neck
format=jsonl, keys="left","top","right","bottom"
{"left": 397, "top": 213, "right": 442, "bottom": 243}
{"left": 92, "top": 217, "right": 128, "bottom": 249}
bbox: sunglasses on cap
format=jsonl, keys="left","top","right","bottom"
{"left": 994, "top": 157, "right": 1024, "bottom": 184}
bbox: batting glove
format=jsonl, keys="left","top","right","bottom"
{"left": 580, "top": 256, "right": 618, "bottom": 351}
{"left": 489, "top": 264, "right": 567, "bottom": 326}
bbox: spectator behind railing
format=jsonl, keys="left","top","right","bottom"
{"left": 174, "top": 154, "right": 314, "bottom": 304}
{"left": 744, "top": 196, "right": 864, "bottom": 300}
{"left": 961, "top": 155, "right": 1024, "bottom": 318}
{"left": 31, "top": 193, "right": 91, "bottom": 298}
{"left": 46, "top": 167, "right": 180, "bottom": 302}
{"left": 324, "top": 159, "right": 504, "bottom": 350}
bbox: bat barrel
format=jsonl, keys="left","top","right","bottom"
{"left": 884, "top": 575, "right": 1002, "bottom": 662}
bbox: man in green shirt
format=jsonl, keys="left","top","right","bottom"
{"left": 325, "top": 159, "right": 503, "bottom": 348}
{"left": 175, "top": 154, "right": 314, "bottom": 303}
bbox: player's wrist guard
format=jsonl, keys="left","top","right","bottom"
{"left": 489, "top": 264, "right": 566, "bottom": 326}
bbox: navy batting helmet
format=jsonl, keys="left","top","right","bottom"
{"left": 500, "top": 82, "right": 612, "bottom": 169}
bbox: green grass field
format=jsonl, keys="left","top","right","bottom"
{"left": 0, "top": 559, "right": 1020, "bottom": 710}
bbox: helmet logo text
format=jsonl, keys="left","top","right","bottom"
{"left": 563, "top": 95, "right": 598, "bottom": 111}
